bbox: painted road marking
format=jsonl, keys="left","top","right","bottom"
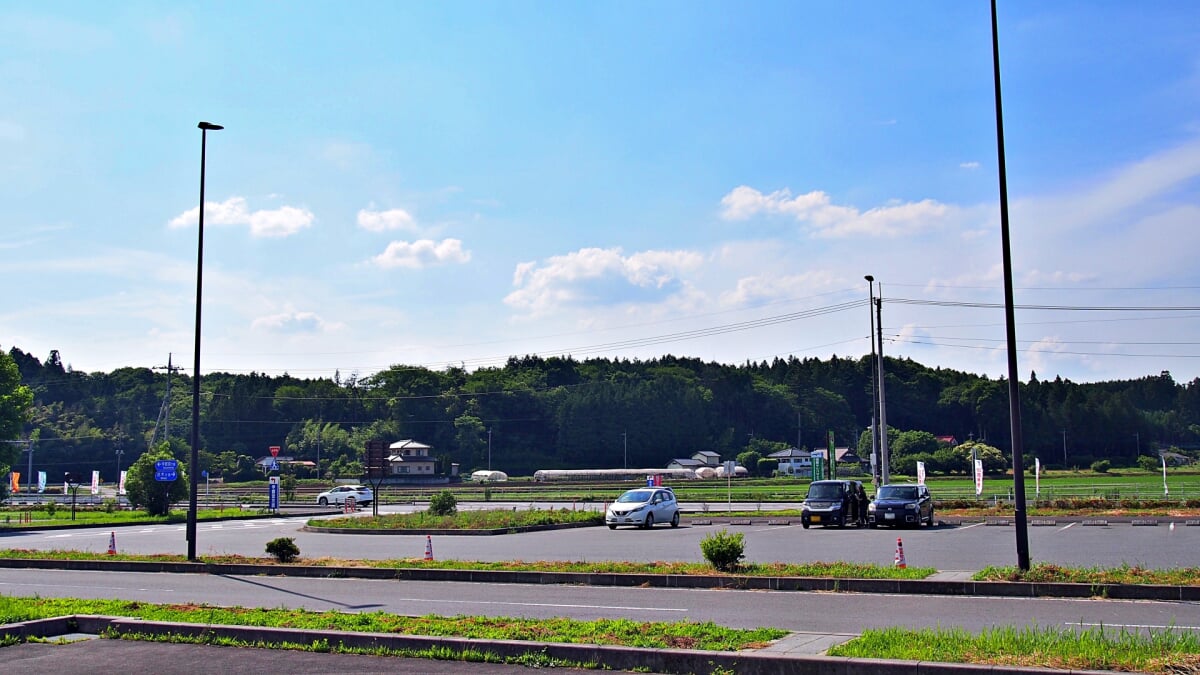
{"left": 1059, "top": 522, "right": 1077, "bottom": 532}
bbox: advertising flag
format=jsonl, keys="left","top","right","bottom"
{"left": 38, "top": 471, "right": 46, "bottom": 493}
{"left": 974, "top": 459, "right": 984, "bottom": 496}
{"left": 91, "top": 470, "right": 100, "bottom": 495}
{"left": 9, "top": 472, "right": 18, "bottom": 493}
{"left": 119, "top": 470, "right": 127, "bottom": 496}
{"left": 916, "top": 461, "right": 926, "bottom": 486}
{"left": 1035, "top": 458, "right": 1041, "bottom": 496}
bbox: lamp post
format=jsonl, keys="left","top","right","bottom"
{"left": 487, "top": 428, "right": 492, "bottom": 471}
{"left": 622, "top": 431, "right": 627, "bottom": 470}
{"left": 865, "top": 275, "right": 879, "bottom": 488}
{"left": 188, "top": 121, "right": 222, "bottom": 562}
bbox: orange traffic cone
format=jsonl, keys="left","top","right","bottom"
{"left": 107, "top": 531, "right": 117, "bottom": 555}
{"left": 894, "top": 537, "right": 906, "bottom": 569}
{"left": 424, "top": 535, "right": 434, "bottom": 562}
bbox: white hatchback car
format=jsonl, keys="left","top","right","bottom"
{"left": 317, "top": 484, "right": 373, "bottom": 508}
{"left": 606, "top": 487, "right": 680, "bottom": 529}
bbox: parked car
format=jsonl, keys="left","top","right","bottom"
{"left": 606, "top": 487, "right": 680, "bottom": 529}
{"left": 868, "top": 483, "right": 934, "bottom": 527}
{"left": 800, "top": 479, "right": 866, "bottom": 528}
{"left": 317, "top": 484, "right": 373, "bottom": 508}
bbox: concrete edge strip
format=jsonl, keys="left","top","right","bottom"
{"left": 0, "top": 558, "right": 1196, "bottom": 602}
{"left": 0, "top": 615, "right": 1116, "bottom": 675}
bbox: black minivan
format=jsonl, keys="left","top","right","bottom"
{"left": 868, "top": 483, "right": 934, "bottom": 527}
{"left": 800, "top": 479, "right": 866, "bottom": 528}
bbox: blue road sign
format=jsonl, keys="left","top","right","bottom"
{"left": 268, "top": 480, "right": 279, "bottom": 510}
{"left": 155, "top": 460, "right": 178, "bottom": 472}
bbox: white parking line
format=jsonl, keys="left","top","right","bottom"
{"left": 1059, "top": 522, "right": 1077, "bottom": 532}
{"left": 956, "top": 522, "right": 988, "bottom": 531}
{"left": 397, "top": 597, "right": 687, "bottom": 612}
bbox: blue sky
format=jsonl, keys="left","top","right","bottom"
{"left": 2, "top": 1, "right": 1198, "bottom": 384}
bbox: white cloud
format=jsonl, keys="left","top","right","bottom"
{"left": 960, "top": 161, "right": 980, "bottom": 170}
{"left": 251, "top": 310, "right": 338, "bottom": 335}
{"left": 168, "top": 197, "right": 314, "bottom": 238}
{"left": 504, "top": 247, "right": 704, "bottom": 314}
{"left": 371, "top": 238, "right": 471, "bottom": 269}
{"left": 719, "top": 186, "right": 958, "bottom": 238}
{"left": 357, "top": 207, "right": 417, "bottom": 233}
{"left": 719, "top": 272, "right": 836, "bottom": 306}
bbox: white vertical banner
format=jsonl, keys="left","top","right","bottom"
{"left": 974, "top": 459, "right": 984, "bottom": 496}
{"left": 37, "top": 471, "right": 46, "bottom": 493}
{"left": 119, "top": 470, "right": 127, "bottom": 496}
{"left": 90, "top": 470, "right": 100, "bottom": 495}
{"left": 1163, "top": 455, "right": 1169, "bottom": 496}
{"left": 915, "top": 461, "right": 926, "bottom": 486}
{"left": 1034, "top": 458, "right": 1040, "bottom": 496}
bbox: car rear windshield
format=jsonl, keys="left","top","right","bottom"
{"left": 617, "top": 490, "right": 654, "bottom": 503}
{"left": 877, "top": 486, "right": 918, "bottom": 500}
{"left": 807, "top": 483, "right": 843, "bottom": 500}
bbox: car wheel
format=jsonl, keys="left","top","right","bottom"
{"left": 643, "top": 513, "right": 655, "bottom": 529}
{"left": 926, "top": 508, "right": 935, "bottom": 527}
{"left": 868, "top": 522, "right": 877, "bottom": 529}
{"left": 318, "top": 497, "right": 328, "bottom": 506}
{"left": 802, "top": 521, "right": 810, "bottom": 529}
{"left": 671, "top": 511, "right": 680, "bottom": 528}
{"left": 608, "top": 525, "right": 617, "bottom": 530}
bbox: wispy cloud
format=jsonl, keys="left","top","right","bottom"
{"left": 357, "top": 207, "right": 417, "bottom": 233}
{"left": 960, "top": 161, "right": 980, "bottom": 170}
{"left": 251, "top": 309, "right": 340, "bottom": 334}
{"left": 371, "top": 238, "right": 470, "bottom": 269}
{"left": 719, "top": 186, "right": 959, "bottom": 238}
{"left": 168, "top": 197, "right": 315, "bottom": 238}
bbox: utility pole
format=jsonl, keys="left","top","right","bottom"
{"left": 487, "top": 428, "right": 492, "bottom": 471}
{"left": 1061, "top": 429, "right": 1067, "bottom": 465}
{"left": 865, "top": 275, "right": 879, "bottom": 488}
{"left": 153, "top": 353, "right": 182, "bottom": 446}
{"left": 622, "top": 431, "right": 627, "bottom": 470}
{"left": 874, "top": 289, "right": 890, "bottom": 485}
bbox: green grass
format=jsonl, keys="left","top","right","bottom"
{"left": 827, "top": 624, "right": 1200, "bottom": 674}
{"left": 974, "top": 562, "right": 1200, "bottom": 586}
{"left": 0, "top": 507, "right": 266, "bottom": 529}
{"left": 311, "top": 507, "right": 603, "bottom": 530}
{"left": 0, "top": 548, "right": 936, "bottom": 579}
{"left": 0, "top": 595, "right": 786, "bottom": 651}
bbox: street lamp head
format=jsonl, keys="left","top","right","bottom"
{"left": 198, "top": 121, "right": 224, "bottom": 131}
{"left": 864, "top": 275, "right": 874, "bottom": 282}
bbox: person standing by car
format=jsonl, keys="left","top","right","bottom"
{"left": 855, "top": 482, "right": 869, "bottom": 526}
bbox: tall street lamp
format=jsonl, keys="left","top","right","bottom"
{"left": 188, "top": 121, "right": 223, "bottom": 562}
{"left": 865, "top": 276, "right": 878, "bottom": 488}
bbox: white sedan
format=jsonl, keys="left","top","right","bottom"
{"left": 317, "top": 485, "right": 373, "bottom": 507}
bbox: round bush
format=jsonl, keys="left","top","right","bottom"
{"left": 700, "top": 529, "right": 745, "bottom": 572}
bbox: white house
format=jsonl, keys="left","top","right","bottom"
{"left": 768, "top": 447, "right": 812, "bottom": 477}
{"left": 387, "top": 439, "right": 438, "bottom": 476}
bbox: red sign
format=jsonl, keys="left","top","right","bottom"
{"left": 270, "top": 445, "right": 280, "bottom": 458}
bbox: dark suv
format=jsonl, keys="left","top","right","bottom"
{"left": 868, "top": 483, "right": 934, "bottom": 527}
{"left": 801, "top": 479, "right": 866, "bottom": 528}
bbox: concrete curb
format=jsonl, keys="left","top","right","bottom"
{"left": 0, "top": 557, "right": 1195, "bottom": 601}
{"left": 0, "top": 615, "right": 1120, "bottom": 675}
{"left": 302, "top": 520, "right": 600, "bottom": 535}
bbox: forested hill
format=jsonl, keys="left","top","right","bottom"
{"left": 8, "top": 346, "right": 1200, "bottom": 481}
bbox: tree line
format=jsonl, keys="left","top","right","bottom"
{"left": 4, "top": 345, "right": 1199, "bottom": 486}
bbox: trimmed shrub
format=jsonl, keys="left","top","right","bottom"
{"left": 700, "top": 529, "right": 745, "bottom": 572}
{"left": 265, "top": 537, "right": 300, "bottom": 563}
{"left": 1091, "top": 459, "right": 1111, "bottom": 474}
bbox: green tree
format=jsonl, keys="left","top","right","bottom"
{"left": 0, "top": 350, "right": 33, "bottom": 499}
{"left": 736, "top": 450, "right": 764, "bottom": 476}
{"left": 125, "top": 444, "right": 189, "bottom": 516}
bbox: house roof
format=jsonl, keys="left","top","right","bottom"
{"left": 834, "top": 447, "right": 862, "bottom": 462}
{"left": 669, "top": 458, "right": 704, "bottom": 467}
{"left": 693, "top": 450, "right": 720, "bottom": 459}
{"left": 768, "top": 447, "right": 810, "bottom": 459}
{"left": 936, "top": 435, "right": 958, "bottom": 445}
{"left": 390, "top": 439, "right": 432, "bottom": 450}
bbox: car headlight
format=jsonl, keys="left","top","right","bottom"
{"left": 629, "top": 505, "right": 645, "bottom": 512}
{"left": 831, "top": 503, "right": 841, "bottom": 509}
{"left": 905, "top": 503, "right": 918, "bottom": 510}
{"left": 867, "top": 503, "right": 876, "bottom": 511}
